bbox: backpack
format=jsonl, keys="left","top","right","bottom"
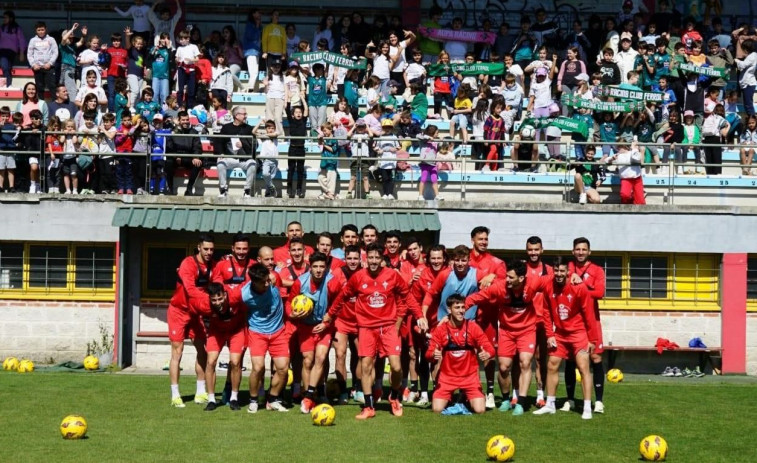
{"left": 395, "top": 150, "right": 410, "bottom": 171}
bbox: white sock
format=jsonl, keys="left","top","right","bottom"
{"left": 207, "top": 393, "right": 216, "bottom": 403}
{"left": 230, "top": 390, "right": 238, "bottom": 401}
{"left": 170, "top": 384, "right": 180, "bottom": 399}
{"left": 584, "top": 400, "right": 592, "bottom": 411}
{"left": 421, "top": 391, "right": 428, "bottom": 399}
{"left": 196, "top": 380, "right": 206, "bottom": 395}
{"left": 537, "top": 389, "right": 544, "bottom": 400}
{"left": 512, "top": 390, "right": 518, "bottom": 400}
{"left": 546, "top": 395, "right": 556, "bottom": 408}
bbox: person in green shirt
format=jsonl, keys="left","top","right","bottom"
{"left": 418, "top": 6, "right": 443, "bottom": 64}
{"left": 409, "top": 82, "right": 428, "bottom": 124}
{"left": 307, "top": 63, "right": 329, "bottom": 134}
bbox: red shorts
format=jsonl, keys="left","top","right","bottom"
{"left": 550, "top": 330, "right": 592, "bottom": 361}
{"left": 591, "top": 321, "right": 604, "bottom": 354}
{"left": 497, "top": 327, "right": 536, "bottom": 358}
{"left": 296, "top": 324, "right": 334, "bottom": 353}
{"left": 206, "top": 327, "right": 246, "bottom": 354}
{"left": 399, "top": 314, "right": 414, "bottom": 347}
{"left": 434, "top": 374, "right": 485, "bottom": 401}
{"left": 247, "top": 327, "right": 290, "bottom": 358}
{"left": 334, "top": 317, "right": 358, "bottom": 336}
{"left": 357, "top": 325, "right": 401, "bottom": 358}
{"left": 167, "top": 304, "right": 206, "bottom": 343}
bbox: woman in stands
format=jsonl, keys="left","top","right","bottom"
{"left": 73, "top": 93, "right": 102, "bottom": 129}
{"left": 220, "top": 25, "right": 245, "bottom": 93}
{"left": 15, "top": 82, "right": 49, "bottom": 126}
{"left": 0, "top": 10, "right": 25, "bottom": 89}
{"left": 242, "top": 8, "right": 263, "bottom": 92}
{"left": 313, "top": 14, "right": 334, "bottom": 52}
{"left": 333, "top": 16, "right": 351, "bottom": 52}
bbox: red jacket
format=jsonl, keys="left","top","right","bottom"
{"left": 425, "top": 320, "right": 494, "bottom": 379}
{"left": 542, "top": 280, "right": 598, "bottom": 343}
{"left": 169, "top": 255, "right": 214, "bottom": 315}
{"left": 465, "top": 275, "right": 549, "bottom": 332}
{"left": 211, "top": 255, "right": 252, "bottom": 289}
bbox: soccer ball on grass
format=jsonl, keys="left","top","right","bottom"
{"left": 17, "top": 359, "right": 34, "bottom": 373}
{"left": 311, "top": 403, "right": 335, "bottom": 426}
{"left": 486, "top": 435, "right": 515, "bottom": 461}
{"left": 83, "top": 355, "right": 100, "bottom": 371}
{"left": 639, "top": 435, "right": 668, "bottom": 461}
{"left": 60, "top": 415, "right": 88, "bottom": 439}
{"left": 290, "top": 294, "right": 314, "bottom": 317}
{"left": 3, "top": 356, "right": 19, "bottom": 371}
{"left": 607, "top": 368, "right": 624, "bottom": 383}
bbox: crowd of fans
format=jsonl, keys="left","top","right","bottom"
{"left": 0, "top": 1, "right": 752, "bottom": 204}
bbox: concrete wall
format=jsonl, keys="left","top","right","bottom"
{"left": 0, "top": 199, "right": 119, "bottom": 243}
{"left": 0, "top": 300, "right": 114, "bottom": 363}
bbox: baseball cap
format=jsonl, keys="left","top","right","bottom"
{"left": 355, "top": 118, "right": 367, "bottom": 126}
{"left": 704, "top": 101, "right": 716, "bottom": 113}
{"left": 535, "top": 67, "right": 548, "bottom": 76}
{"left": 288, "top": 60, "right": 299, "bottom": 68}
{"left": 388, "top": 80, "right": 400, "bottom": 87}
{"left": 575, "top": 73, "right": 589, "bottom": 82}
{"left": 684, "top": 110, "right": 695, "bottom": 118}
{"left": 381, "top": 119, "right": 394, "bottom": 127}
{"left": 152, "top": 113, "right": 163, "bottom": 121}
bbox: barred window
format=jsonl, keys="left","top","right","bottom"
{"left": 630, "top": 256, "right": 668, "bottom": 299}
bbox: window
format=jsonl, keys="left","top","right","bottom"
{"left": 29, "top": 245, "right": 68, "bottom": 289}
{"left": 0, "top": 243, "right": 23, "bottom": 290}
{"left": 75, "top": 247, "right": 116, "bottom": 290}
{"left": 747, "top": 258, "right": 757, "bottom": 300}
{"left": 593, "top": 255, "right": 623, "bottom": 298}
{"left": 145, "top": 247, "right": 186, "bottom": 293}
{"left": 629, "top": 256, "right": 668, "bottom": 299}
{"left": 0, "top": 242, "right": 116, "bottom": 300}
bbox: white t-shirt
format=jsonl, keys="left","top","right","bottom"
{"left": 259, "top": 138, "right": 279, "bottom": 158}
{"left": 286, "top": 35, "right": 300, "bottom": 59}
{"left": 373, "top": 55, "right": 391, "bottom": 79}
{"left": 529, "top": 78, "right": 553, "bottom": 109}
{"left": 405, "top": 62, "right": 426, "bottom": 82}
{"left": 75, "top": 85, "right": 107, "bottom": 106}
{"left": 284, "top": 75, "right": 304, "bottom": 106}
{"left": 266, "top": 74, "right": 285, "bottom": 99}
{"left": 390, "top": 39, "right": 410, "bottom": 72}
{"left": 78, "top": 49, "right": 101, "bottom": 88}
{"left": 176, "top": 44, "right": 200, "bottom": 68}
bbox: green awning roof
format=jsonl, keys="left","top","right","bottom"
{"left": 112, "top": 207, "right": 441, "bottom": 235}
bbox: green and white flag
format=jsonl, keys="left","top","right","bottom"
{"left": 522, "top": 117, "right": 589, "bottom": 139}
{"left": 427, "top": 62, "right": 505, "bottom": 76}
{"left": 677, "top": 62, "right": 727, "bottom": 78}
{"left": 601, "top": 86, "right": 664, "bottom": 102}
{"left": 291, "top": 52, "right": 367, "bottom": 69}
{"left": 561, "top": 94, "right": 642, "bottom": 112}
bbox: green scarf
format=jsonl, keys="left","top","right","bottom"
{"left": 291, "top": 52, "right": 367, "bottom": 69}
{"left": 600, "top": 86, "right": 664, "bottom": 102}
{"left": 561, "top": 94, "right": 642, "bottom": 112}
{"left": 676, "top": 62, "right": 727, "bottom": 78}
{"left": 522, "top": 117, "right": 589, "bottom": 139}
{"left": 427, "top": 62, "right": 505, "bottom": 76}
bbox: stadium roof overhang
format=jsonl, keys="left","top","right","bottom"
{"left": 112, "top": 206, "right": 441, "bottom": 235}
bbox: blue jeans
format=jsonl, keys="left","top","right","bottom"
{"left": 0, "top": 49, "right": 14, "bottom": 87}
{"left": 107, "top": 76, "right": 116, "bottom": 112}
{"left": 743, "top": 85, "right": 755, "bottom": 117}
{"left": 152, "top": 77, "right": 169, "bottom": 106}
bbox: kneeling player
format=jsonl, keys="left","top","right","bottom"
{"left": 204, "top": 283, "right": 247, "bottom": 411}
{"left": 426, "top": 294, "right": 494, "bottom": 414}
{"left": 533, "top": 257, "right": 598, "bottom": 419}
{"left": 230, "top": 263, "right": 291, "bottom": 413}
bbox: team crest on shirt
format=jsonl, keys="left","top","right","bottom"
{"left": 558, "top": 304, "right": 570, "bottom": 320}
{"left": 362, "top": 283, "right": 368, "bottom": 289}
{"left": 382, "top": 281, "right": 388, "bottom": 289}
{"left": 368, "top": 292, "right": 387, "bottom": 308}
{"left": 567, "top": 294, "right": 573, "bottom": 302}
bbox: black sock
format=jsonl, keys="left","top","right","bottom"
{"left": 366, "top": 394, "right": 375, "bottom": 409}
{"left": 316, "top": 384, "right": 325, "bottom": 397}
{"left": 267, "top": 394, "right": 279, "bottom": 403}
{"left": 592, "top": 362, "right": 605, "bottom": 402}
{"left": 390, "top": 388, "right": 400, "bottom": 400}
{"left": 337, "top": 379, "right": 347, "bottom": 394}
{"left": 354, "top": 379, "right": 362, "bottom": 391}
{"left": 305, "top": 386, "right": 316, "bottom": 399}
{"left": 410, "top": 380, "right": 419, "bottom": 392}
{"left": 250, "top": 396, "right": 258, "bottom": 403}
{"left": 564, "top": 360, "right": 577, "bottom": 401}
{"left": 486, "top": 380, "right": 494, "bottom": 394}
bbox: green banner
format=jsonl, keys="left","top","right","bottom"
{"left": 676, "top": 62, "right": 727, "bottom": 78}
{"left": 522, "top": 117, "right": 589, "bottom": 139}
{"left": 427, "top": 62, "right": 505, "bottom": 76}
{"left": 561, "top": 94, "right": 642, "bottom": 112}
{"left": 291, "top": 52, "right": 367, "bottom": 69}
{"left": 601, "top": 86, "right": 664, "bottom": 102}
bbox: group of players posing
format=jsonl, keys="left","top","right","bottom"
{"left": 166, "top": 221, "right": 607, "bottom": 420}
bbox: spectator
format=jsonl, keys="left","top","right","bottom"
{"left": 432, "top": 50, "right": 454, "bottom": 119}
{"left": 148, "top": 113, "right": 170, "bottom": 194}
{"left": 124, "top": 29, "right": 147, "bottom": 107}
{"left": 739, "top": 115, "right": 757, "bottom": 175}
{"left": 0, "top": 10, "right": 26, "bottom": 88}
{"left": 262, "top": 58, "right": 285, "bottom": 136}
{"left": 313, "top": 15, "right": 334, "bottom": 52}
{"left": 149, "top": 33, "right": 172, "bottom": 106}
{"left": 285, "top": 23, "right": 300, "bottom": 59}
{"left": 388, "top": 30, "right": 415, "bottom": 95}
{"left": 106, "top": 31, "right": 129, "bottom": 112}
{"left": 348, "top": 12, "right": 371, "bottom": 52}
{"left": 444, "top": 17, "right": 468, "bottom": 62}
{"left": 26, "top": 21, "right": 58, "bottom": 98}
{"left": 531, "top": 8, "right": 558, "bottom": 50}
{"left": 74, "top": 93, "right": 102, "bottom": 129}
{"left": 15, "top": 82, "right": 49, "bottom": 126}
{"left": 370, "top": 15, "right": 389, "bottom": 47}
{"left": 74, "top": 70, "right": 108, "bottom": 110}
{"left": 262, "top": 10, "right": 286, "bottom": 65}
{"left": 48, "top": 84, "right": 77, "bottom": 123}
{"left": 418, "top": 6, "right": 443, "bottom": 64}
{"left": 598, "top": 47, "right": 621, "bottom": 86}
{"left": 307, "top": 63, "right": 329, "bottom": 135}
{"left": 57, "top": 24, "right": 83, "bottom": 102}
{"left": 175, "top": 30, "right": 200, "bottom": 110}
{"left": 735, "top": 39, "right": 757, "bottom": 118}
{"left": 417, "top": 125, "right": 440, "bottom": 200}
{"left": 345, "top": 118, "right": 372, "bottom": 199}
{"left": 366, "top": 40, "right": 396, "bottom": 100}
{"left": 513, "top": 16, "right": 537, "bottom": 69}
{"left": 135, "top": 87, "right": 161, "bottom": 122}
{"left": 60, "top": 118, "right": 80, "bottom": 194}
{"left": 203, "top": 30, "right": 221, "bottom": 62}
{"left": 0, "top": 107, "right": 18, "bottom": 192}
{"left": 572, "top": 144, "right": 605, "bottom": 204}
{"left": 77, "top": 33, "right": 103, "bottom": 89}
{"left": 333, "top": 16, "right": 351, "bottom": 54}
{"left": 681, "top": 110, "right": 703, "bottom": 174}
{"left": 215, "top": 106, "right": 255, "bottom": 198}
{"left": 286, "top": 105, "right": 307, "bottom": 198}
{"left": 252, "top": 118, "right": 279, "bottom": 197}
{"left": 608, "top": 136, "right": 645, "bottom": 205}
{"left": 97, "top": 112, "right": 118, "bottom": 194}
{"left": 21, "top": 109, "right": 44, "bottom": 193}
{"left": 168, "top": 111, "right": 203, "bottom": 196}
{"left": 113, "top": 0, "right": 152, "bottom": 43}
{"left": 147, "top": 0, "right": 181, "bottom": 47}
{"left": 242, "top": 9, "right": 263, "bottom": 92}
{"left": 220, "top": 25, "right": 244, "bottom": 92}
{"left": 473, "top": 19, "right": 494, "bottom": 62}
{"left": 701, "top": 101, "right": 729, "bottom": 175}
{"left": 706, "top": 39, "right": 733, "bottom": 100}
{"left": 557, "top": 46, "right": 587, "bottom": 116}
{"left": 565, "top": 20, "right": 592, "bottom": 64}
{"left": 210, "top": 52, "right": 233, "bottom": 109}
{"left": 616, "top": 37, "right": 638, "bottom": 84}
{"left": 45, "top": 116, "right": 62, "bottom": 192}
{"left": 317, "top": 122, "right": 338, "bottom": 200}
{"left": 375, "top": 119, "right": 399, "bottom": 199}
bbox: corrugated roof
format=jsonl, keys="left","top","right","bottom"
{"left": 112, "top": 207, "right": 441, "bottom": 235}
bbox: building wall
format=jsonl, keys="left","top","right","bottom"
{"left": 748, "top": 315, "right": 757, "bottom": 376}
{"left": 0, "top": 300, "right": 114, "bottom": 363}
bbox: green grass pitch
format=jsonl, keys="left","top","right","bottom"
{"left": 1, "top": 372, "right": 756, "bottom": 462}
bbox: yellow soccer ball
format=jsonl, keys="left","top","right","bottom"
{"left": 607, "top": 368, "right": 624, "bottom": 383}
{"left": 639, "top": 435, "right": 668, "bottom": 461}
{"left": 83, "top": 355, "right": 100, "bottom": 371}
{"left": 17, "top": 359, "right": 34, "bottom": 373}
{"left": 287, "top": 369, "right": 294, "bottom": 387}
{"left": 486, "top": 435, "right": 515, "bottom": 462}
{"left": 575, "top": 368, "right": 582, "bottom": 383}
{"left": 290, "top": 294, "right": 314, "bottom": 318}
{"left": 60, "top": 415, "right": 88, "bottom": 440}
{"left": 311, "top": 403, "right": 336, "bottom": 426}
{"left": 3, "top": 356, "right": 19, "bottom": 371}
